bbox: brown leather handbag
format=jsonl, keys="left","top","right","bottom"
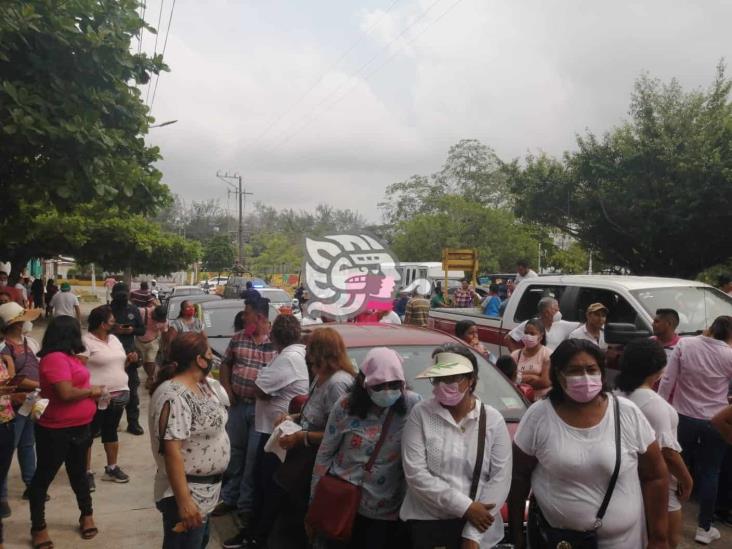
{"left": 306, "top": 408, "right": 395, "bottom": 542}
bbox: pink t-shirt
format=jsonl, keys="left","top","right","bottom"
{"left": 38, "top": 352, "right": 96, "bottom": 428}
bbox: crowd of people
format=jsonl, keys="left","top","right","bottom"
{"left": 0, "top": 271, "right": 731, "bottom": 549}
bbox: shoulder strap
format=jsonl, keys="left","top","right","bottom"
{"left": 364, "top": 407, "right": 396, "bottom": 473}
{"left": 469, "top": 404, "right": 487, "bottom": 500}
{"left": 595, "top": 393, "right": 621, "bottom": 527}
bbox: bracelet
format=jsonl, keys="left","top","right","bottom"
{"left": 302, "top": 430, "right": 309, "bottom": 447}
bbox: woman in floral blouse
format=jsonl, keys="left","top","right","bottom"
{"left": 310, "top": 347, "right": 421, "bottom": 548}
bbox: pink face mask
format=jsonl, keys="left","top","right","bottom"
{"left": 522, "top": 334, "right": 539, "bottom": 348}
{"left": 564, "top": 374, "right": 603, "bottom": 403}
{"left": 433, "top": 381, "right": 467, "bottom": 407}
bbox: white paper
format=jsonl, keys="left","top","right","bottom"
{"left": 264, "top": 420, "right": 303, "bottom": 462}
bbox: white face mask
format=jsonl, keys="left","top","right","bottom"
{"left": 553, "top": 311, "right": 562, "bottom": 322}
{"left": 22, "top": 321, "right": 33, "bottom": 334}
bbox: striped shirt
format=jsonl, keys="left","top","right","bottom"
{"left": 222, "top": 332, "right": 276, "bottom": 402}
{"left": 404, "top": 297, "right": 430, "bottom": 327}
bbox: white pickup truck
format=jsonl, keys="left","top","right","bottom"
{"left": 429, "top": 275, "right": 732, "bottom": 374}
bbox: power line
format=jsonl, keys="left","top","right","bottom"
{"left": 149, "top": 0, "right": 177, "bottom": 111}
{"left": 145, "top": 0, "right": 167, "bottom": 106}
{"left": 243, "top": 0, "right": 404, "bottom": 149}
{"left": 266, "top": 0, "right": 465, "bottom": 153}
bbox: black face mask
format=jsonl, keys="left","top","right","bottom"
{"left": 200, "top": 356, "right": 214, "bottom": 376}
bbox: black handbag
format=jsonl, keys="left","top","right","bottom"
{"left": 529, "top": 393, "right": 622, "bottom": 549}
{"left": 409, "top": 404, "right": 487, "bottom": 549}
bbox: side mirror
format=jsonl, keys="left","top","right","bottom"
{"left": 605, "top": 322, "right": 652, "bottom": 345}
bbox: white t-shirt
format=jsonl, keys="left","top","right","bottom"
{"left": 514, "top": 396, "right": 656, "bottom": 549}
{"left": 514, "top": 270, "right": 538, "bottom": 285}
{"left": 379, "top": 310, "right": 402, "bottom": 325}
{"left": 623, "top": 387, "right": 682, "bottom": 512}
{"left": 80, "top": 333, "right": 129, "bottom": 392}
{"left": 254, "top": 344, "right": 309, "bottom": 434}
{"left": 509, "top": 320, "right": 578, "bottom": 351}
{"left": 49, "top": 291, "right": 79, "bottom": 317}
{"left": 569, "top": 324, "right": 608, "bottom": 350}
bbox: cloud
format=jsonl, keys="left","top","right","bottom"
{"left": 144, "top": 0, "right": 732, "bottom": 221}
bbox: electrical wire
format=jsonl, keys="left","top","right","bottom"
{"left": 265, "top": 0, "right": 465, "bottom": 153}
{"left": 149, "top": 0, "right": 177, "bottom": 111}
{"left": 244, "top": 0, "right": 403, "bottom": 148}
{"left": 145, "top": 0, "right": 167, "bottom": 106}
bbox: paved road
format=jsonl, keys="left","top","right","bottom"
{"left": 3, "top": 297, "right": 730, "bottom": 548}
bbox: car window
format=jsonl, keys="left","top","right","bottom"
{"left": 513, "top": 285, "right": 567, "bottom": 322}
{"left": 202, "top": 306, "right": 241, "bottom": 336}
{"left": 576, "top": 288, "right": 640, "bottom": 327}
{"left": 631, "top": 286, "right": 732, "bottom": 335}
{"left": 346, "top": 345, "right": 526, "bottom": 422}
{"left": 261, "top": 289, "right": 289, "bottom": 302}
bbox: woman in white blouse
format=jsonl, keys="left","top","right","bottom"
{"left": 616, "top": 338, "right": 693, "bottom": 549}
{"left": 400, "top": 344, "right": 512, "bottom": 549}
{"left": 508, "top": 338, "right": 670, "bottom": 549}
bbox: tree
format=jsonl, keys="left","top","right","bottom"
{"left": 202, "top": 235, "right": 235, "bottom": 275}
{"left": 390, "top": 196, "right": 544, "bottom": 272}
{"left": 1, "top": 0, "right": 170, "bottom": 273}
{"left": 508, "top": 63, "right": 732, "bottom": 278}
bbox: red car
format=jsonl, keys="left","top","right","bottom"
{"left": 302, "top": 322, "right": 529, "bottom": 526}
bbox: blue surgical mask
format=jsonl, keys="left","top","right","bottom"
{"left": 368, "top": 388, "right": 402, "bottom": 408}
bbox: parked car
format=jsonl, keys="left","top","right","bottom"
{"left": 302, "top": 322, "right": 528, "bottom": 529}
{"left": 160, "top": 284, "right": 206, "bottom": 303}
{"left": 429, "top": 275, "right": 732, "bottom": 377}
{"left": 223, "top": 276, "right": 268, "bottom": 299}
{"left": 201, "top": 298, "right": 290, "bottom": 357}
{"left": 165, "top": 294, "right": 221, "bottom": 320}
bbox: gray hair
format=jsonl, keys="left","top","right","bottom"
{"left": 537, "top": 297, "right": 558, "bottom": 314}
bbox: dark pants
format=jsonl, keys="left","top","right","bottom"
{"left": 325, "top": 515, "right": 408, "bottom": 549}
{"left": 677, "top": 413, "right": 729, "bottom": 530}
{"left": 251, "top": 434, "right": 283, "bottom": 540}
{"left": 91, "top": 401, "right": 126, "bottom": 444}
{"left": 0, "top": 422, "right": 15, "bottom": 544}
{"left": 125, "top": 363, "right": 141, "bottom": 426}
{"left": 28, "top": 423, "right": 93, "bottom": 531}
{"left": 156, "top": 496, "right": 210, "bottom": 549}
{"left": 717, "top": 447, "right": 732, "bottom": 515}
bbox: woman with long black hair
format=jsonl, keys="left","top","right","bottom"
{"left": 28, "top": 316, "right": 104, "bottom": 549}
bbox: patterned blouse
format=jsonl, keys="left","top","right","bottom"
{"left": 312, "top": 391, "right": 421, "bottom": 520}
{"left": 149, "top": 379, "right": 230, "bottom": 514}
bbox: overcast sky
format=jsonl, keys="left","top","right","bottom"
{"left": 140, "top": 0, "right": 732, "bottom": 222}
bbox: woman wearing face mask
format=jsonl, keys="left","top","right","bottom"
{"left": 400, "top": 345, "right": 512, "bottom": 549}
{"left": 307, "top": 347, "right": 421, "bottom": 548}
{"left": 164, "top": 301, "right": 204, "bottom": 359}
{"left": 616, "top": 339, "right": 693, "bottom": 549}
{"left": 510, "top": 318, "right": 551, "bottom": 400}
{"left": 80, "top": 305, "right": 133, "bottom": 489}
{"left": 0, "top": 303, "right": 41, "bottom": 512}
{"left": 508, "top": 338, "right": 670, "bottom": 549}
{"left": 149, "top": 332, "right": 229, "bottom": 549}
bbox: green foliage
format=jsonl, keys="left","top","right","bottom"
{"left": 508, "top": 63, "right": 732, "bottom": 278}
{"left": 390, "top": 196, "right": 543, "bottom": 272}
{"left": 202, "top": 235, "right": 235, "bottom": 273}
{"left": 245, "top": 232, "right": 303, "bottom": 276}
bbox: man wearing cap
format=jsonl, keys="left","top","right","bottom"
{"left": 569, "top": 302, "right": 608, "bottom": 350}
{"left": 0, "top": 302, "right": 42, "bottom": 510}
{"left": 214, "top": 297, "right": 276, "bottom": 523}
{"left": 48, "top": 282, "right": 81, "bottom": 322}
{"left": 109, "top": 282, "right": 146, "bottom": 435}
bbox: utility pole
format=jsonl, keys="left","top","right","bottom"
{"left": 216, "top": 171, "right": 253, "bottom": 267}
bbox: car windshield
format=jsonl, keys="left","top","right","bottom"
{"left": 630, "top": 286, "right": 732, "bottom": 334}
{"left": 346, "top": 345, "right": 526, "bottom": 422}
{"left": 260, "top": 289, "right": 289, "bottom": 302}
{"left": 202, "top": 306, "right": 242, "bottom": 337}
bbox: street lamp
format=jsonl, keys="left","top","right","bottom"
{"left": 150, "top": 119, "right": 178, "bottom": 129}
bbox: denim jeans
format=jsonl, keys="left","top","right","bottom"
{"left": 677, "top": 413, "right": 729, "bottom": 529}
{"left": 220, "top": 402, "right": 260, "bottom": 514}
{"left": 156, "top": 496, "right": 210, "bottom": 549}
{"left": 0, "top": 413, "right": 37, "bottom": 499}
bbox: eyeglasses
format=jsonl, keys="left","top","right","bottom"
{"left": 429, "top": 374, "right": 469, "bottom": 385}
{"left": 370, "top": 381, "right": 403, "bottom": 391}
